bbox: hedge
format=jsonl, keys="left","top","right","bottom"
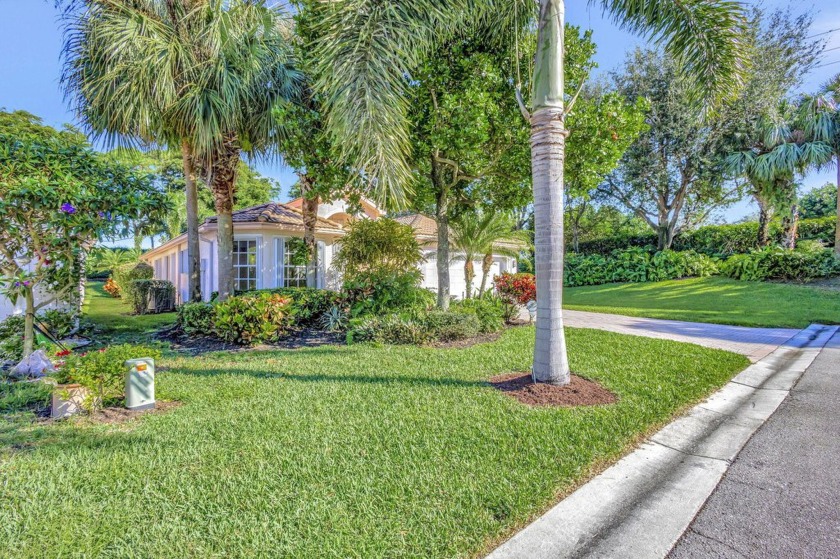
{"left": 574, "top": 217, "right": 836, "bottom": 257}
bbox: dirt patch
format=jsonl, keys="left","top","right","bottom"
{"left": 489, "top": 372, "right": 617, "bottom": 407}
{"left": 84, "top": 400, "right": 182, "bottom": 425}
{"left": 157, "top": 327, "right": 345, "bottom": 356}
{"left": 429, "top": 331, "right": 504, "bottom": 349}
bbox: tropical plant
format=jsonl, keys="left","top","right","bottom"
{"left": 450, "top": 212, "right": 529, "bottom": 298}
{"left": 0, "top": 110, "right": 168, "bottom": 356}
{"left": 797, "top": 77, "right": 840, "bottom": 255}
{"left": 308, "top": 0, "right": 747, "bottom": 384}
{"left": 62, "top": 0, "right": 299, "bottom": 302}
{"left": 213, "top": 293, "right": 293, "bottom": 345}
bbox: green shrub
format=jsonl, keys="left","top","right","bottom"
{"left": 564, "top": 248, "right": 717, "bottom": 287}
{"left": 721, "top": 245, "right": 840, "bottom": 282}
{"left": 0, "top": 380, "right": 52, "bottom": 414}
{"left": 242, "top": 287, "right": 342, "bottom": 327}
{"left": 38, "top": 309, "right": 76, "bottom": 339}
{"left": 129, "top": 279, "right": 175, "bottom": 314}
{"left": 347, "top": 314, "right": 433, "bottom": 345}
{"left": 343, "top": 270, "right": 432, "bottom": 316}
{"left": 112, "top": 262, "right": 154, "bottom": 310}
{"left": 213, "top": 293, "right": 292, "bottom": 345}
{"left": 54, "top": 344, "right": 162, "bottom": 411}
{"left": 423, "top": 310, "right": 481, "bottom": 341}
{"left": 451, "top": 298, "right": 505, "bottom": 333}
{"left": 177, "top": 302, "right": 216, "bottom": 336}
{"left": 319, "top": 306, "right": 349, "bottom": 332}
{"left": 575, "top": 217, "right": 836, "bottom": 257}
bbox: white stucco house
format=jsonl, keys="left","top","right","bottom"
{"left": 141, "top": 198, "right": 520, "bottom": 304}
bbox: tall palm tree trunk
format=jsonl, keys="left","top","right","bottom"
{"left": 210, "top": 133, "right": 241, "bottom": 301}
{"left": 182, "top": 140, "right": 202, "bottom": 302}
{"left": 531, "top": 0, "right": 570, "bottom": 385}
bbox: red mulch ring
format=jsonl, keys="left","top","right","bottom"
{"left": 489, "top": 372, "right": 617, "bottom": 407}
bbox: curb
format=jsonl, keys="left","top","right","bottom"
{"left": 486, "top": 323, "right": 839, "bottom": 559}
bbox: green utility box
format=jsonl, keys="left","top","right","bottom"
{"left": 125, "top": 358, "right": 155, "bottom": 411}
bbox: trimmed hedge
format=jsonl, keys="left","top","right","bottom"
{"left": 347, "top": 309, "right": 488, "bottom": 345}
{"left": 721, "top": 243, "right": 840, "bottom": 282}
{"left": 575, "top": 217, "right": 836, "bottom": 257}
{"left": 565, "top": 248, "right": 718, "bottom": 287}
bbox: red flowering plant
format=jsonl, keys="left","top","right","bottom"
{"left": 493, "top": 273, "right": 536, "bottom": 322}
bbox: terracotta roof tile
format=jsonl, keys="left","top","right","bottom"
{"left": 205, "top": 202, "right": 344, "bottom": 233}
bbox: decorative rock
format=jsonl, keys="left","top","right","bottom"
{"left": 9, "top": 349, "right": 55, "bottom": 379}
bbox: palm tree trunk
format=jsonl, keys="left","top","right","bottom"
{"left": 478, "top": 252, "right": 493, "bottom": 297}
{"left": 756, "top": 194, "right": 771, "bottom": 247}
{"left": 298, "top": 174, "right": 319, "bottom": 288}
{"left": 210, "top": 133, "right": 241, "bottom": 301}
{"left": 531, "top": 0, "right": 570, "bottom": 385}
{"left": 835, "top": 156, "right": 840, "bottom": 256}
{"left": 464, "top": 259, "right": 474, "bottom": 299}
{"left": 182, "top": 140, "right": 202, "bottom": 302}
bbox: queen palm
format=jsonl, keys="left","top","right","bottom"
{"left": 450, "top": 212, "right": 530, "bottom": 298}
{"left": 310, "top": 0, "right": 746, "bottom": 384}
{"left": 63, "top": 0, "right": 298, "bottom": 301}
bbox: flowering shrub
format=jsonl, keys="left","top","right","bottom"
{"left": 103, "top": 277, "right": 121, "bottom": 298}
{"left": 53, "top": 344, "right": 162, "bottom": 411}
{"left": 494, "top": 273, "right": 536, "bottom": 305}
{"left": 213, "top": 293, "right": 293, "bottom": 344}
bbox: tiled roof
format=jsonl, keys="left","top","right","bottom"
{"left": 205, "top": 202, "right": 344, "bottom": 233}
{"left": 286, "top": 196, "right": 383, "bottom": 220}
{"left": 393, "top": 213, "right": 527, "bottom": 250}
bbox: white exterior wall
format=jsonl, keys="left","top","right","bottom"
{"left": 0, "top": 261, "right": 70, "bottom": 321}
{"left": 144, "top": 226, "right": 340, "bottom": 303}
{"left": 419, "top": 249, "right": 516, "bottom": 300}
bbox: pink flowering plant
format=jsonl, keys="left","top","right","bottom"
{"left": 0, "top": 111, "right": 170, "bottom": 356}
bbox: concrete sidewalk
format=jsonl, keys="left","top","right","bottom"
{"left": 486, "top": 324, "right": 838, "bottom": 559}
{"left": 561, "top": 310, "right": 799, "bottom": 362}
{"left": 669, "top": 330, "right": 840, "bottom": 558}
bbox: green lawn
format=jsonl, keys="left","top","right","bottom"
{"left": 565, "top": 276, "right": 840, "bottom": 328}
{"left": 1, "top": 297, "right": 748, "bottom": 557}
{"left": 82, "top": 281, "right": 177, "bottom": 342}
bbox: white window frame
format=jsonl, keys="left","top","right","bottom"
{"left": 275, "top": 236, "right": 309, "bottom": 288}
{"left": 232, "top": 235, "right": 262, "bottom": 292}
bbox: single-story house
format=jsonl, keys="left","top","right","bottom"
{"left": 141, "top": 198, "right": 519, "bottom": 304}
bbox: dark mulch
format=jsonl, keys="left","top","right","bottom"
{"left": 429, "top": 331, "right": 504, "bottom": 349}
{"left": 157, "top": 326, "right": 345, "bottom": 356}
{"left": 489, "top": 372, "right": 617, "bottom": 407}
{"left": 85, "top": 400, "right": 182, "bottom": 425}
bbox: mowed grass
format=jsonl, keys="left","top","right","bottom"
{"left": 565, "top": 276, "right": 840, "bottom": 328}
{"left": 82, "top": 281, "right": 177, "bottom": 342}
{"left": 0, "top": 325, "right": 747, "bottom": 558}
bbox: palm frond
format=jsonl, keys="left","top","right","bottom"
{"left": 598, "top": 0, "right": 748, "bottom": 102}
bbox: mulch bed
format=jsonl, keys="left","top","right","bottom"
{"left": 84, "top": 400, "right": 182, "bottom": 425}
{"left": 157, "top": 326, "right": 345, "bottom": 356}
{"left": 489, "top": 372, "right": 617, "bottom": 407}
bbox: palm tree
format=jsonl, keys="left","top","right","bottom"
{"left": 450, "top": 212, "right": 529, "bottom": 298}
{"left": 62, "top": 0, "right": 298, "bottom": 301}
{"left": 309, "top": 0, "right": 746, "bottom": 384}
{"left": 728, "top": 100, "right": 833, "bottom": 247}
{"left": 798, "top": 78, "right": 840, "bottom": 255}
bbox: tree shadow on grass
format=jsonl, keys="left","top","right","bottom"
{"left": 0, "top": 415, "right": 153, "bottom": 457}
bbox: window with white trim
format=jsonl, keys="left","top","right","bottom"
{"left": 233, "top": 239, "right": 258, "bottom": 292}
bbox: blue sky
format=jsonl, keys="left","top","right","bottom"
{"left": 1, "top": 0, "right": 838, "bottom": 228}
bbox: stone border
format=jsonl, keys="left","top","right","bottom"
{"left": 486, "top": 323, "right": 839, "bottom": 559}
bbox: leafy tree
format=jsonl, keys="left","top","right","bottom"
{"left": 799, "top": 183, "right": 837, "bottom": 219}
{"left": 450, "top": 212, "right": 530, "bottom": 298}
{"left": 308, "top": 0, "right": 746, "bottom": 384}
{"left": 600, "top": 49, "right": 741, "bottom": 249}
{"left": 0, "top": 111, "right": 169, "bottom": 356}
{"left": 63, "top": 0, "right": 298, "bottom": 301}
{"left": 720, "top": 9, "right": 824, "bottom": 247}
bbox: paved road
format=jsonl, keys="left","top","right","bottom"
{"left": 669, "top": 331, "right": 840, "bottom": 559}
{"left": 558, "top": 310, "right": 800, "bottom": 362}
